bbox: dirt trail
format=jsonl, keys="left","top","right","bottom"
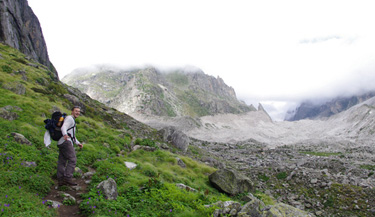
{"left": 44, "top": 177, "right": 88, "bottom": 217}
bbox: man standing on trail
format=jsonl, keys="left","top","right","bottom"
{"left": 57, "top": 106, "right": 83, "bottom": 186}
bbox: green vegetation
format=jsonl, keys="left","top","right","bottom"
{"left": 0, "top": 43, "right": 234, "bottom": 216}
{"left": 300, "top": 151, "right": 342, "bottom": 157}
{"left": 165, "top": 71, "right": 189, "bottom": 87}
{"left": 276, "top": 172, "right": 288, "bottom": 180}
{"left": 360, "top": 164, "right": 375, "bottom": 170}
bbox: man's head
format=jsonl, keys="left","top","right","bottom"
{"left": 71, "top": 106, "right": 81, "bottom": 118}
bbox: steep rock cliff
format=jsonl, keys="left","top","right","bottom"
{"left": 0, "top": 0, "right": 57, "bottom": 79}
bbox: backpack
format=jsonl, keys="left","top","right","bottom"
{"left": 44, "top": 111, "right": 73, "bottom": 141}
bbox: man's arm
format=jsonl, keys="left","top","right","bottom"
{"left": 61, "top": 116, "right": 74, "bottom": 140}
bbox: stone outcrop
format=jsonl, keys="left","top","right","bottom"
{"left": 0, "top": 0, "right": 57, "bottom": 79}
{"left": 0, "top": 105, "right": 22, "bottom": 120}
{"left": 159, "top": 126, "right": 190, "bottom": 153}
{"left": 209, "top": 169, "right": 253, "bottom": 196}
{"left": 11, "top": 132, "right": 32, "bottom": 145}
{"left": 206, "top": 199, "right": 314, "bottom": 217}
{"left": 97, "top": 178, "right": 118, "bottom": 200}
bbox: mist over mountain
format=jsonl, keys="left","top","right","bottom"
{"left": 285, "top": 91, "right": 375, "bottom": 121}
{"left": 62, "top": 65, "right": 257, "bottom": 118}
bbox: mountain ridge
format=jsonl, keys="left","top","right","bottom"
{"left": 63, "top": 65, "right": 257, "bottom": 118}
{"left": 285, "top": 91, "right": 375, "bottom": 121}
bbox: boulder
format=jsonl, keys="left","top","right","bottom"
{"left": 0, "top": 107, "right": 18, "bottom": 120}
{"left": 97, "top": 178, "right": 118, "bottom": 200}
{"left": 159, "top": 126, "right": 190, "bottom": 152}
{"left": 209, "top": 169, "right": 253, "bottom": 196}
{"left": 206, "top": 201, "right": 242, "bottom": 217}
{"left": 11, "top": 132, "right": 32, "bottom": 145}
{"left": 263, "top": 203, "right": 315, "bottom": 217}
{"left": 238, "top": 194, "right": 265, "bottom": 217}
{"left": 124, "top": 162, "right": 137, "bottom": 170}
{"left": 176, "top": 157, "right": 186, "bottom": 168}
{"left": 132, "top": 145, "right": 157, "bottom": 152}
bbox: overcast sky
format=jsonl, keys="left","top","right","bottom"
{"left": 28, "top": 0, "right": 375, "bottom": 120}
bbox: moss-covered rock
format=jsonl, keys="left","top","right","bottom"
{"left": 209, "top": 168, "right": 254, "bottom": 196}
{"left": 263, "top": 203, "right": 315, "bottom": 217}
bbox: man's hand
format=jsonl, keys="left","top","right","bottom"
{"left": 78, "top": 143, "right": 83, "bottom": 149}
{"left": 63, "top": 134, "right": 69, "bottom": 141}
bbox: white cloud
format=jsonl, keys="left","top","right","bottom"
{"left": 28, "top": 0, "right": 375, "bottom": 120}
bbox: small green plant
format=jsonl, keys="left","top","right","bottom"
{"left": 360, "top": 164, "right": 375, "bottom": 170}
{"left": 63, "top": 198, "right": 76, "bottom": 206}
{"left": 135, "top": 138, "right": 158, "bottom": 149}
{"left": 276, "top": 172, "right": 288, "bottom": 180}
{"left": 1, "top": 65, "right": 12, "bottom": 73}
{"left": 258, "top": 174, "right": 270, "bottom": 182}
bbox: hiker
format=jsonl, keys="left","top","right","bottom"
{"left": 57, "top": 106, "right": 83, "bottom": 186}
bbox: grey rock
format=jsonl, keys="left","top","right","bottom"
{"left": 58, "top": 192, "right": 76, "bottom": 204}
{"left": 159, "top": 126, "right": 190, "bottom": 152}
{"left": 46, "top": 200, "right": 62, "bottom": 208}
{"left": 71, "top": 186, "right": 82, "bottom": 191}
{"left": 11, "top": 132, "right": 32, "bottom": 145}
{"left": 83, "top": 171, "right": 95, "bottom": 179}
{"left": 124, "top": 162, "right": 137, "bottom": 170}
{"left": 176, "top": 183, "right": 197, "bottom": 192}
{"left": 263, "top": 203, "right": 315, "bottom": 217}
{"left": 97, "top": 178, "right": 118, "bottom": 200}
{"left": 239, "top": 196, "right": 265, "bottom": 217}
{"left": 176, "top": 157, "right": 186, "bottom": 168}
{"left": 3, "top": 83, "right": 26, "bottom": 95}
{"left": 24, "top": 161, "right": 37, "bottom": 167}
{"left": 209, "top": 169, "right": 253, "bottom": 195}
{"left": 0, "top": 107, "right": 18, "bottom": 120}
{"left": 63, "top": 94, "right": 85, "bottom": 111}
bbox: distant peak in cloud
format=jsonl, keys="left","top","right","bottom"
{"left": 299, "top": 35, "right": 343, "bottom": 44}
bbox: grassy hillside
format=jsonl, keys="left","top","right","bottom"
{"left": 0, "top": 43, "right": 234, "bottom": 216}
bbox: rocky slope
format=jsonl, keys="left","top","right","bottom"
{"left": 285, "top": 91, "right": 375, "bottom": 121}
{"left": 0, "top": 0, "right": 57, "bottom": 79}
{"left": 62, "top": 66, "right": 256, "bottom": 118}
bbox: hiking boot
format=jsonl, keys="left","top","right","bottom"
{"left": 64, "top": 178, "right": 78, "bottom": 186}
{"left": 58, "top": 179, "right": 66, "bottom": 186}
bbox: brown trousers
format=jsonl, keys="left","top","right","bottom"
{"left": 57, "top": 140, "right": 76, "bottom": 180}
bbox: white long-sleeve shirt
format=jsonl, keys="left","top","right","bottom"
{"left": 58, "top": 115, "right": 80, "bottom": 145}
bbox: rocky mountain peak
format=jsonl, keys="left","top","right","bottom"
{"left": 63, "top": 66, "right": 258, "bottom": 118}
{"left": 285, "top": 91, "right": 375, "bottom": 121}
{"left": 0, "top": 0, "right": 57, "bottom": 79}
